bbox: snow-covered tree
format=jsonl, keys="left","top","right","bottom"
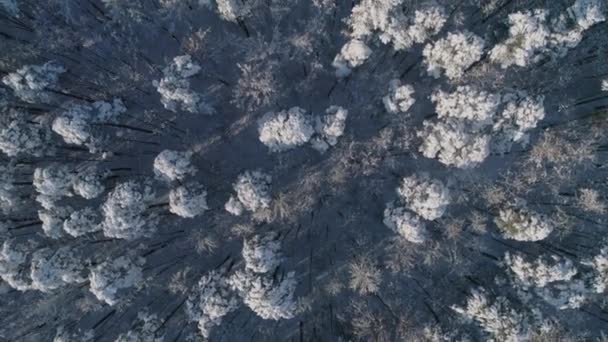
{"left": 38, "top": 208, "right": 67, "bottom": 239}
{"left": 242, "top": 233, "right": 282, "bottom": 273}
{"left": 567, "top": 0, "right": 606, "bottom": 31}
{"left": 115, "top": 311, "right": 164, "bottom": 342}
{"left": 383, "top": 204, "right": 427, "bottom": 244}
{"left": 584, "top": 246, "right": 608, "bottom": 294}
{"left": 101, "top": 180, "right": 157, "bottom": 240}
{"left": 602, "top": 79, "right": 608, "bottom": 92}
{"left": 503, "top": 252, "right": 577, "bottom": 288}
{"left": 383, "top": 80, "right": 415, "bottom": 114}
{"left": 2, "top": 61, "right": 66, "bottom": 103}
{"left": 225, "top": 170, "right": 272, "bottom": 215}
{"left": 418, "top": 118, "right": 491, "bottom": 168}
{"left": 422, "top": 88, "right": 544, "bottom": 161}
{"left": 153, "top": 149, "right": 197, "bottom": 182}
{"left": 63, "top": 207, "right": 102, "bottom": 237}
{"left": 423, "top": 31, "right": 484, "bottom": 80}
{"left": 332, "top": 39, "right": 372, "bottom": 78}
{"left": 534, "top": 279, "right": 589, "bottom": 310}
{"left": 30, "top": 246, "right": 86, "bottom": 292}
{"left": 72, "top": 167, "right": 107, "bottom": 199}
{"left": 453, "top": 289, "right": 529, "bottom": 341}
{"left": 52, "top": 99, "right": 126, "bottom": 153}
{"left": 33, "top": 164, "right": 74, "bottom": 199}
{"left": 501, "top": 252, "right": 586, "bottom": 310}
{"left": 0, "top": 114, "right": 54, "bottom": 157}
{"left": 311, "top": 105, "right": 348, "bottom": 153}
{"left": 258, "top": 107, "right": 315, "bottom": 152}
{"left": 494, "top": 93, "right": 545, "bottom": 148}
{"left": 224, "top": 196, "right": 245, "bottom": 216}
{"left": 186, "top": 269, "right": 239, "bottom": 338}
{"left": 494, "top": 208, "right": 553, "bottom": 241}
{"left": 379, "top": 6, "right": 447, "bottom": 51}
{"left": 490, "top": 4, "right": 605, "bottom": 68}
{"left": 215, "top": 0, "right": 249, "bottom": 22}
{"left": 489, "top": 10, "right": 550, "bottom": 69}
{"left": 0, "top": 163, "right": 18, "bottom": 213}
{"left": 397, "top": 174, "right": 450, "bottom": 221}
{"left": 154, "top": 55, "right": 213, "bottom": 114}
{"left": 88, "top": 255, "right": 144, "bottom": 305}
{"left": 229, "top": 269, "right": 297, "bottom": 320}
{"left": 0, "top": 239, "right": 33, "bottom": 291}
{"left": 169, "top": 182, "right": 209, "bottom": 218}
{"left": 347, "top": 0, "right": 402, "bottom": 39}
{"left": 432, "top": 86, "right": 500, "bottom": 125}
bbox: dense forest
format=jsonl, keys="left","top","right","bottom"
{"left": 1, "top": 0, "right": 608, "bottom": 340}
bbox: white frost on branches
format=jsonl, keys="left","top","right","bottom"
{"left": 88, "top": 255, "right": 144, "bottom": 305}
{"left": 310, "top": 105, "right": 348, "bottom": 153}
{"left": 229, "top": 269, "right": 297, "bottom": 320}
{"left": 154, "top": 55, "right": 213, "bottom": 114}
{"left": 503, "top": 252, "right": 577, "bottom": 288}
{"left": 154, "top": 149, "right": 197, "bottom": 182}
{"left": 169, "top": 182, "right": 209, "bottom": 218}
{"left": 397, "top": 174, "right": 450, "bottom": 221}
{"left": 494, "top": 208, "right": 553, "bottom": 241}
{"left": 383, "top": 80, "right": 415, "bottom": 114}
{"left": 453, "top": 289, "right": 529, "bottom": 341}
{"left": 186, "top": 269, "right": 239, "bottom": 338}
{"left": 225, "top": 170, "right": 272, "bottom": 215}
{"left": 423, "top": 31, "right": 484, "bottom": 80}
{"left": 534, "top": 279, "right": 589, "bottom": 310}
{"left": 332, "top": 39, "right": 372, "bottom": 78}
{"left": 502, "top": 252, "right": 586, "bottom": 310}
{"left": 2, "top": 61, "right": 66, "bottom": 103}
{"left": 258, "top": 107, "right": 314, "bottom": 152}
{"left": 383, "top": 204, "right": 427, "bottom": 244}
{"left": 242, "top": 233, "right": 282, "bottom": 273}
{"left": 101, "top": 180, "right": 157, "bottom": 240}
{"left": 30, "top": 246, "right": 86, "bottom": 292}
